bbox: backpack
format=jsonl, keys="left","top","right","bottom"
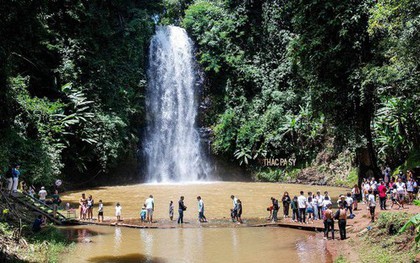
{"left": 5, "top": 168, "right": 12, "bottom": 179}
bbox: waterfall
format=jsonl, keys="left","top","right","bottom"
{"left": 144, "top": 25, "right": 211, "bottom": 183}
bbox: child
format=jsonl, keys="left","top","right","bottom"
{"left": 266, "top": 205, "right": 273, "bottom": 221}
{"left": 98, "top": 200, "right": 104, "bottom": 222}
{"left": 291, "top": 196, "right": 299, "bottom": 222}
{"left": 169, "top": 201, "right": 174, "bottom": 221}
{"left": 390, "top": 185, "right": 401, "bottom": 209}
{"left": 82, "top": 203, "right": 88, "bottom": 220}
{"left": 115, "top": 202, "right": 122, "bottom": 222}
{"left": 140, "top": 206, "right": 146, "bottom": 222}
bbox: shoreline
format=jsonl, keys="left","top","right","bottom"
{"left": 66, "top": 202, "right": 420, "bottom": 263}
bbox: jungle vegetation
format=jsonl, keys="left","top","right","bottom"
{"left": 0, "top": 0, "right": 418, "bottom": 185}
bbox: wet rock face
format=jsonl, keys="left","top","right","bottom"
{"left": 198, "top": 127, "right": 213, "bottom": 141}
{"left": 295, "top": 167, "right": 329, "bottom": 185}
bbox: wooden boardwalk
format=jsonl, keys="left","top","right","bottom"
{"left": 74, "top": 218, "right": 353, "bottom": 232}
{"left": 252, "top": 222, "right": 325, "bottom": 232}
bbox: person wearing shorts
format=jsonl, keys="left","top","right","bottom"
{"left": 98, "top": 200, "right": 104, "bottom": 222}
{"left": 145, "top": 195, "right": 154, "bottom": 223}
{"left": 396, "top": 178, "right": 406, "bottom": 209}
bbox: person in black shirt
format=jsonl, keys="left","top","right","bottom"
{"left": 178, "top": 196, "right": 187, "bottom": 224}
{"left": 32, "top": 215, "right": 45, "bottom": 232}
{"left": 282, "top": 192, "right": 291, "bottom": 218}
{"left": 271, "top": 197, "right": 279, "bottom": 222}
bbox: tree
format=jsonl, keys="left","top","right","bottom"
{"left": 291, "top": 0, "right": 379, "bottom": 184}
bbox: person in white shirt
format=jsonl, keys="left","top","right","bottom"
{"left": 407, "top": 178, "right": 415, "bottom": 204}
{"left": 115, "top": 202, "right": 122, "bottom": 221}
{"left": 197, "top": 196, "right": 207, "bottom": 222}
{"left": 144, "top": 195, "right": 154, "bottom": 223}
{"left": 346, "top": 192, "right": 354, "bottom": 216}
{"left": 368, "top": 190, "right": 376, "bottom": 222}
{"left": 297, "top": 191, "right": 307, "bottom": 224}
{"left": 395, "top": 178, "right": 406, "bottom": 208}
{"left": 231, "top": 195, "right": 238, "bottom": 222}
{"left": 322, "top": 196, "right": 332, "bottom": 211}
{"left": 38, "top": 186, "right": 48, "bottom": 203}
{"left": 311, "top": 195, "right": 319, "bottom": 220}
{"left": 98, "top": 200, "right": 104, "bottom": 222}
{"left": 315, "top": 191, "right": 324, "bottom": 220}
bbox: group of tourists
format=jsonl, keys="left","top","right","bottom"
{"left": 78, "top": 193, "right": 99, "bottom": 221}
{"left": 116, "top": 195, "right": 207, "bottom": 224}
{"left": 3, "top": 164, "right": 21, "bottom": 193}
{"left": 267, "top": 190, "right": 354, "bottom": 240}
{"left": 268, "top": 190, "right": 340, "bottom": 224}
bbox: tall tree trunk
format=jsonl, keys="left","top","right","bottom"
{"left": 356, "top": 94, "right": 380, "bottom": 187}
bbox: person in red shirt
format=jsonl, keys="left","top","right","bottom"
{"left": 378, "top": 181, "right": 387, "bottom": 210}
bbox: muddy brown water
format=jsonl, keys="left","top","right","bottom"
{"left": 60, "top": 225, "right": 332, "bottom": 263}
{"left": 59, "top": 182, "right": 344, "bottom": 262}
{"left": 61, "top": 182, "right": 347, "bottom": 220}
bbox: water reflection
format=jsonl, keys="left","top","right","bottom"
{"left": 296, "top": 235, "right": 332, "bottom": 263}
{"left": 61, "top": 225, "right": 332, "bottom": 263}
{"left": 114, "top": 227, "right": 122, "bottom": 253}
{"left": 140, "top": 229, "right": 154, "bottom": 261}
{"left": 230, "top": 228, "right": 238, "bottom": 258}
{"left": 88, "top": 253, "right": 166, "bottom": 263}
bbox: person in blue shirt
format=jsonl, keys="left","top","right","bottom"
{"left": 32, "top": 215, "right": 45, "bottom": 232}
{"left": 11, "top": 164, "right": 20, "bottom": 193}
{"left": 140, "top": 206, "right": 147, "bottom": 222}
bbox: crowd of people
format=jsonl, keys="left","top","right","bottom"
{"left": 2, "top": 163, "right": 417, "bottom": 241}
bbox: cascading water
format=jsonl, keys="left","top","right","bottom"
{"left": 144, "top": 25, "right": 211, "bottom": 183}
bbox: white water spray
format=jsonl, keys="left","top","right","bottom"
{"left": 144, "top": 26, "right": 211, "bottom": 182}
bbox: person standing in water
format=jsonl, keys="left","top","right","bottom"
{"left": 178, "top": 196, "right": 187, "bottom": 224}
{"left": 145, "top": 195, "right": 154, "bottom": 223}
{"left": 169, "top": 201, "right": 174, "bottom": 221}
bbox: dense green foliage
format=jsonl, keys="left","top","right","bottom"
{"left": 0, "top": 1, "right": 161, "bottom": 185}
{"left": 359, "top": 211, "right": 418, "bottom": 263}
{"left": 181, "top": 0, "right": 419, "bottom": 180}
{"left": 399, "top": 200, "right": 420, "bottom": 245}
{"left": 0, "top": 0, "right": 418, "bottom": 185}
